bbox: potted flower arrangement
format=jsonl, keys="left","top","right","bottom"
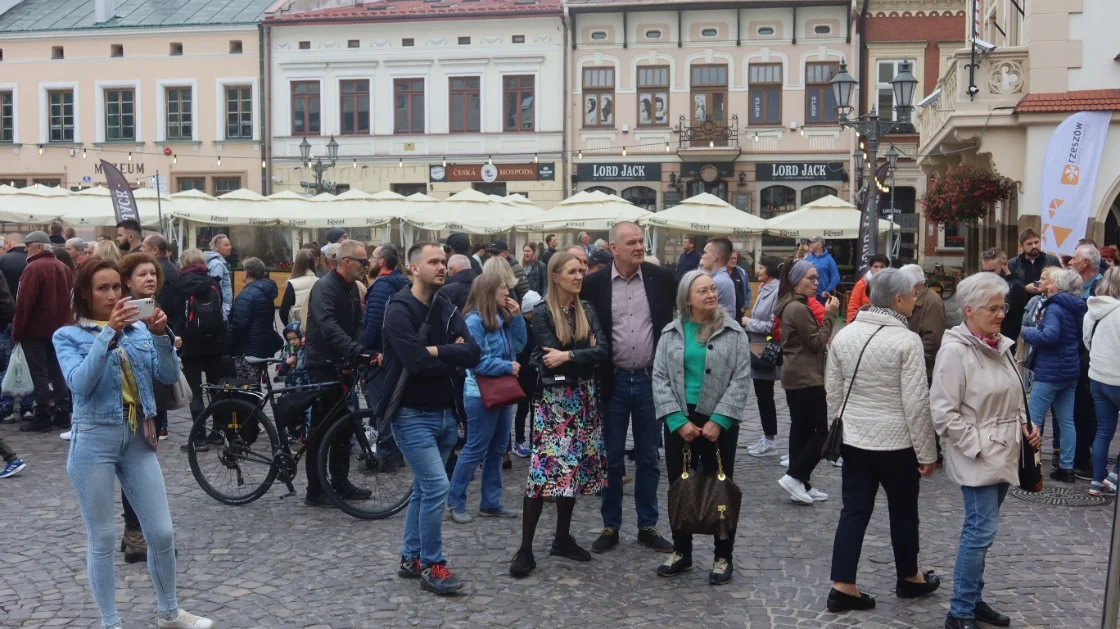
{"left": 921, "top": 165, "right": 1014, "bottom": 225}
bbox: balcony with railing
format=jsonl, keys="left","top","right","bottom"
{"left": 917, "top": 46, "right": 1029, "bottom": 170}
{"left": 677, "top": 114, "right": 741, "bottom": 160}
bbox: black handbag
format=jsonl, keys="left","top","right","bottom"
{"left": 821, "top": 325, "right": 885, "bottom": 463}
{"left": 667, "top": 444, "right": 742, "bottom": 540}
{"left": 1009, "top": 355, "right": 1043, "bottom": 492}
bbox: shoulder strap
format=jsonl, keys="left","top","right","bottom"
{"left": 837, "top": 325, "right": 886, "bottom": 421}
{"left": 1006, "top": 353, "right": 1030, "bottom": 426}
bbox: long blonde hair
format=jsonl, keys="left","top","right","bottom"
{"left": 483, "top": 255, "right": 518, "bottom": 290}
{"left": 545, "top": 252, "right": 589, "bottom": 346}
{"left": 464, "top": 272, "right": 510, "bottom": 332}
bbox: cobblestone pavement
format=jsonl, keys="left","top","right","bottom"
{"left": 0, "top": 390, "right": 1111, "bottom": 629}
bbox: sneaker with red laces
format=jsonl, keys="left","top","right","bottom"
{"left": 420, "top": 563, "right": 463, "bottom": 595}
{"left": 398, "top": 556, "right": 421, "bottom": 579}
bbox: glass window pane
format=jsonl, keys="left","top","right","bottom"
{"left": 411, "top": 94, "right": 423, "bottom": 132}
{"left": 878, "top": 89, "right": 894, "bottom": 115}
{"left": 766, "top": 89, "right": 781, "bottom": 123}
{"left": 396, "top": 95, "right": 407, "bottom": 132}
{"left": 521, "top": 94, "right": 533, "bottom": 130}
{"left": 878, "top": 61, "right": 895, "bottom": 83}
{"left": 468, "top": 94, "right": 480, "bottom": 131}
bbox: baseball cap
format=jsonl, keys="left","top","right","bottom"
{"left": 24, "top": 231, "right": 50, "bottom": 245}
{"left": 521, "top": 290, "right": 542, "bottom": 313}
{"left": 446, "top": 232, "right": 471, "bottom": 253}
{"left": 488, "top": 240, "right": 509, "bottom": 253}
{"left": 326, "top": 227, "right": 347, "bottom": 244}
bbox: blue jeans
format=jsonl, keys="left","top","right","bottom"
{"left": 1028, "top": 379, "right": 1077, "bottom": 470}
{"left": 950, "top": 483, "right": 1009, "bottom": 619}
{"left": 67, "top": 422, "right": 178, "bottom": 628}
{"left": 392, "top": 407, "right": 459, "bottom": 567}
{"left": 601, "top": 368, "right": 660, "bottom": 531}
{"left": 1090, "top": 380, "right": 1120, "bottom": 482}
{"left": 448, "top": 396, "right": 512, "bottom": 512}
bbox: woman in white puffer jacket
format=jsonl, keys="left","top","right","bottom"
{"left": 823, "top": 269, "right": 940, "bottom": 614}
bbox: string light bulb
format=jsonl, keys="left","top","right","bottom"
{"left": 352, "top": 159, "right": 357, "bottom": 169}
{"left": 262, "top": 160, "right": 267, "bottom": 170}
{"left": 665, "top": 142, "right": 670, "bottom": 154}
{"left": 442, "top": 157, "right": 447, "bottom": 168}
{"left": 128, "top": 152, "right": 132, "bottom": 162}
{"left": 37, "top": 145, "right": 43, "bottom": 155}
{"left": 488, "top": 155, "right": 493, "bottom": 165}
{"left": 534, "top": 153, "right": 538, "bottom": 164}
{"left": 859, "top": 140, "right": 865, "bottom": 150}
{"left": 216, "top": 156, "right": 221, "bottom": 166}
{"left": 577, "top": 150, "right": 583, "bottom": 161}
{"left": 399, "top": 157, "right": 403, "bottom": 168}
{"left": 82, "top": 148, "right": 87, "bottom": 159}
{"left": 622, "top": 147, "right": 627, "bottom": 157}
{"left": 754, "top": 133, "right": 760, "bottom": 143}
{"left": 800, "top": 127, "right": 805, "bottom": 136}
{"left": 173, "top": 154, "right": 177, "bottom": 165}
{"left": 709, "top": 140, "right": 714, "bottom": 148}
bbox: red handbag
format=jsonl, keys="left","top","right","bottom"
{"left": 476, "top": 374, "right": 526, "bottom": 410}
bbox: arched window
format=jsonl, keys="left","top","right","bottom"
{"left": 801, "top": 185, "right": 837, "bottom": 205}
{"left": 586, "top": 185, "right": 617, "bottom": 195}
{"left": 622, "top": 185, "right": 658, "bottom": 210}
{"left": 759, "top": 185, "right": 797, "bottom": 219}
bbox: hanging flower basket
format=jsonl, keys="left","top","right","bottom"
{"left": 921, "top": 165, "right": 1014, "bottom": 225}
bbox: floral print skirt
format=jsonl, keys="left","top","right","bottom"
{"left": 525, "top": 378, "right": 607, "bottom": 498}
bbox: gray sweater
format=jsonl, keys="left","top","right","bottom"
{"left": 652, "top": 317, "right": 753, "bottom": 423}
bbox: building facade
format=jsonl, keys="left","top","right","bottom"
{"left": 566, "top": 0, "right": 857, "bottom": 258}
{"left": 264, "top": 0, "right": 566, "bottom": 211}
{"left": 860, "top": 0, "right": 964, "bottom": 267}
{"left": 918, "top": 0, "right": 1120, "bottom": 270}
{"left": 0, "top": 0, "right": 271, "bottom": 196}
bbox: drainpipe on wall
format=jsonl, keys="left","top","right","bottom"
{"left": 562, "top": 13, "right": 571, "bottom": 198}
{"left": 259, "top": 23, "right": 270, "bottom": 195}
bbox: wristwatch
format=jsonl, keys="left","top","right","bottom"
{"left": 568, "top": 351, "right": 575, "bottom": 362}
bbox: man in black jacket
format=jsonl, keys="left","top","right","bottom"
{"left": 1008, "top": 228, "right": 1060, "bottom": 296}
{"left": 435, "top": 254, "right": 474, "bottom": 311}
{"left": 304, "top": 239, "right": 372, "bottom": 507}
{"left": 581, "top": 221, "right": 677, "bottom": 555}
{"left": 446, "top": 232, "right": 483, "bottom": 277}
{"left": 0, "top": 233, "right": 28, "bottom": 297}
{"left": 380, "top": 242, "right": 480, "bottom": 595}
{"left": 142, "top": 234, "right": 179, "bottom": 288}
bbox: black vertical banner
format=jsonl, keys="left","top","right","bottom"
{"left": 856, "top": 162, "right": 891, "bottom": 275}
{"left": 100, "top": 160, "right": 141, "bottom": 225}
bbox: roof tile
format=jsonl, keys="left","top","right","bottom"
{"left": 267, "top": 0, "right": 563, "bottom": 23}
{"left": 0, "top": 0, "right": 276, "bottom": 33}
{"left": 1015, "top": 89, "right": 1120, "bottom": 113}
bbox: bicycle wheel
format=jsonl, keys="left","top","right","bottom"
{"left": 187, "top": 397, "right": 280, "bottom": 506}
{"left": 318, "top": 410, "right": 413, "bottom": 520}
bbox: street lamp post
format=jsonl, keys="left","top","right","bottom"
{"left": 830, "top": 60, "right": 918, "bottom": 270}
{"left": 299, "top": 135, "right": 340, "bottom": 194}
{"left": 885, "top": 145, "right": 900, "bottom": 264}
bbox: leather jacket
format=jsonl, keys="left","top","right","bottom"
{"left": 529, "top": 299, "right": 609, "bottom": 383}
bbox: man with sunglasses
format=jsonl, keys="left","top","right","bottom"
{"left": 980, "top": 247, "right": 1027, "bottom": 354}
{"left": 304, "top": 239, "right": 374, "bottom": 507}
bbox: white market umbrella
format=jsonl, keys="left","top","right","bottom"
{"left": 641, "top": 193, "right": 767, "bottom": 236}
{"left": 515, "top": 191, "right": 649, "bottom": 231}
{"left": 0, "top": 184, "right": 73, "bottom": 224}
{"left": 406, "top": 192, "right": 437, "bottom": 202}
{"left": 404, "top": 188, "right": 542, "bottom": 235}
{"left": 317, "top": 188, "right": 411, "bottom": 228}
{"left": 64, "top": 186, "right": 163, "bottom": 228}
{"left": 763, "top": 194, "right": 892, "bottom": 239}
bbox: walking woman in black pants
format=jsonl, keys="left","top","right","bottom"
{"left": 773, "top": 258, "right": 838, "bottom": 504}
{"left": 742, "top": 256, "right": 782, "bottom": 457}
{"left": 823, "top": 269, "right": 941, "bottom": 612}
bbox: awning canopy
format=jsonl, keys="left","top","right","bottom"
{"left": 640, "top": 193, "right": 767, "bottom": 236}
{"left": 515, "top": 190, "right": 650, "bottom": 231}
{"left": 403, "top": 188, "right": 544, "bottom": 234}
{"left": 763, "top": 195, "right": 892, "bottom": 239}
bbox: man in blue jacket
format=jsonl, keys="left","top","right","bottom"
{"left": 806, "top": 236, "right": 839, "bottom": 301}
{"left": 362, "top": 243, "right": 410, "bottom": 354}
{"left": 380, "top": 242, "right": 480, "bottom": 596}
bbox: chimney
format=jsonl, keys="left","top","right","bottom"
{"left": 94, "top": 0, "right": 115, "bottom": 24}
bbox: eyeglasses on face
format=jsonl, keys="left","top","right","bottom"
{"left": 980, "top": 303, "right": 1010, "bottom": 314}
{"left": 344, "top": 256, "right": 371, "bottom": 268}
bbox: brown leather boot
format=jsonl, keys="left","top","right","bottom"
{"left": 122, "top": 528, "right": 147, "bottom": 564}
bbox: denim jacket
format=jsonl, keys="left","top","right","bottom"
{"left": 463, "top": 310, "right": 527, "bottom": 399}
{"left": 53, "top": 319, "right": 181, "bottom": 425}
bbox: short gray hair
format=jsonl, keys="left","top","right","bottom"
{"left": 243, "top": 257, "right": 267, "bottom": 280}
{"left": 447, "top": 254, "right": 471, "bottom": 273}
{"left": 323, "top": 242, "right": 342, "bottom": 262}
{"left": 869, "top": 268, "right": 917, "bottom": 309}
{"left": 65, "top": 237, "right": 86, "bottom": 250}
{"left": 179, "top": 248, "right": 205, "bottom": 267}
{"left": 676, "top": 269, "right": 727, "bottom": 343}
{"left": 1075, "top": 243, "right": 1102, "bottom": 268}
{"left": 339, "top": 239, "right": 366, "bottom": 259}
{"left": 955, "top": 272, "right": 1009, "bottom": 316}
{"left": 899, "top": 264, "right": 926, "bottom": 286}
{"left": 1050, "top": 268, "right": 1083, "bottom": 295}
{"left": 210, "top": 234, "right": 229, "bottom": 251}
{"left": 608, "top": 221, "right": 641, "bottom": 244}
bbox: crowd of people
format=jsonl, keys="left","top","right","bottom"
{"left": 4, "top": 215, "right": 1120, "bottom": 629}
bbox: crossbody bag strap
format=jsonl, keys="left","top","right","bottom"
{"left": 1006, "top": 353, "right": 1030, "bottom": 426}
{"left": 837, "top": 325, "right": 886, "bottom": 421}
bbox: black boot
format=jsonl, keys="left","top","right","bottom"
{"left": 50, "top": 406, "right": 71, "bottom": 429}
{"left": 19, "top": 414, "right": 51, "bottom": 433}
{"left": 974, "top": 601, "right": 1011, "bottom": 627}
{"left": 944, "top": 615, "right": 979, "bottom": 629}
{"left": 509, "top": 548, "right": 536, "bottom": 577}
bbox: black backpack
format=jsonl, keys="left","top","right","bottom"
{"left": 183, "top": 281, "right": 227, "bottom": 347}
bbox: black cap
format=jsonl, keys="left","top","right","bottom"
{"left": 446, "top": 232, "right": 471, "bottom": 254}
{"left": 589, "top": 248, "right": 614, "bottom": 267}
{"left": 326, "top": 227, "right": 347, "bottom": 244}
{"left": 487, "top": 240, "right": 509, "bottom": 253}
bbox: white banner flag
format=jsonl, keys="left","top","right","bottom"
{"left": 1039, "top": 111, "right": 1113, "bottom": 256}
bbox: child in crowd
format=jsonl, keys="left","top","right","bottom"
{"left": 278, "top": 322, "right": 311, "bottom": 440}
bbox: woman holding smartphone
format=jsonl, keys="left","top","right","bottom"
{"left": 54, "top": 257, "right": 213, "bottom": 629}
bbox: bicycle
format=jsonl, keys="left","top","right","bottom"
{"left": 185, "top": 356, "right": 413, "bottom": 520}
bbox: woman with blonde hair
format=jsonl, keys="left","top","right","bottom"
{"left": 93, "top": 239, "right": 123, "bottom": 262}
{"left": 510, "top": 251, "right": 609, "bottom": 577}
{"left": 483, "top": 255, "right": 518, "bottom": 292}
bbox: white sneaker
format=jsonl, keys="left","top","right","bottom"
{"left": 807, "top": 488, "right": 829, "bottom": 502}
{"left": 831, "top": 457, "right": 844, "bottom": 467}
{"left": 748, "top": 440, "right": 777, "bottom": 457}
{"left": 778, "top": 474, "right": 813, "bottom": 504}
{"left": 779, "top": 456, "right": 789, "bottom": 468}
{"left": 59, "top": 431, "right": 71, "bottom": 441}
{"left": 157, "top": 609, "right": 215, "bottom": 629}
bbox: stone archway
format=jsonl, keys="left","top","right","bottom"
{"left": 1095, "top": 175, "right": 1120, "bottom": 247}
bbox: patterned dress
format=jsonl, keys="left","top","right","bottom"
{"left": 526, "top": 378, "right": 607, "bottom": 498}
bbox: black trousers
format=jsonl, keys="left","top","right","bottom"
{"left": 753, "top": 378, "right": 778, "bottom": 437}
{"left": 514, "top": 364, "right": 538, "bottom": 443}
{"left": 181, "top": 354, "right": 231, "bottom": 422}
{"left": 663, "top": 408, "right": 739, "bottom": 560}
{"left": 305, "top": 367, "right": 351, "bottom": 498}
{"left": 1074, "top": 369, "right": 1096, "bottom": 470}
{"left": 122, "top": 490, "right": 140, "bottom": 530}
{"left": 22, "top": 337, "right": 67, "bottom": 417}
{"left": 830, "top": 445, "right": 920, "bottom": 583}
{"left": 786, "top": 386, "right": 827, "bottom": 486}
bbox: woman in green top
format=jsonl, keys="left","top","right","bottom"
{"left": 651, "top": 269, "right": 753, "bottom": 585}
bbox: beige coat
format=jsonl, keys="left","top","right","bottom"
{"left": 929, "top": 324, "right": 1027, "bottom": 487}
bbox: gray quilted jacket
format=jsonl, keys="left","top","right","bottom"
{"left": 652, "top": 317, "right": 753, "bottom": 423}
